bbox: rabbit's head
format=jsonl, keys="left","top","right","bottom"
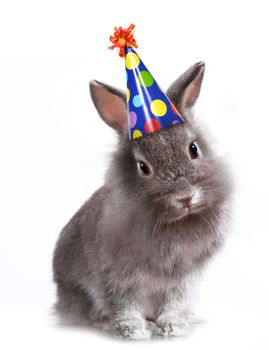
{"left": 90, "top": 62, "right": 231, "bottom": 224}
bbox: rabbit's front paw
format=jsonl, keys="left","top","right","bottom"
{"left": 156, "top": 316, "right": 190, "bottom": 337}
{"left": 114, "top": 318, "right": 151, "bottom": 340}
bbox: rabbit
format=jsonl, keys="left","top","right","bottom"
{"left": 53, "top": 61, "right": 232, "bottom": 340}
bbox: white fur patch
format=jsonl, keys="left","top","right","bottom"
{"left": 176, "top": 200, "right": 185, "bottom": 209}
{"left": 191, "top": 188, "right": 202, "bottom": 204}
{"left": 114, "top": 309, "right": 152, "bottom": 340}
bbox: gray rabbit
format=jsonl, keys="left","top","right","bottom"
{"left": 53, "top": 62, "right": 232, "bottom": 339}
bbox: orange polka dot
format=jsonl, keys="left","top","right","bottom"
{"left": 171, "top": 103, "right": 180, "bottom": 116}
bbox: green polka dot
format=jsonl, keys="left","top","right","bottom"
{"left": 137, "top": 71, "right": 154, "bottom": 87}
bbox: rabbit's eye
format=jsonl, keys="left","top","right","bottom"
{"left": 189, "top": 142, "right": 199, "bottom": 159}
{"left": 137, "top": 161, "right": 151, "bottom": 176}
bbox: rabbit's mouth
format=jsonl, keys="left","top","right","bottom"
{"left": 167, "top": 188, "right": 207, "bottom": 222}
{"left": 168, "top": 202, "right": 207, "bottom": 223}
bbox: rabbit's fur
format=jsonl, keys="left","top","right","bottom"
{"left": 53, "top": 62, "right": 232, "bottom": 339}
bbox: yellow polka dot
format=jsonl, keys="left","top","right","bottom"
{"left": 125, "top": 52, "right": 140, "bottom": 70}
{"left": 133, "top": 129, "right": 142, "bottom": 139}
{"left": 150, "top": 99, "right": 167, "bottom": 117}
{"left": 126, "top": 88, "right": 130, "bottom": 102}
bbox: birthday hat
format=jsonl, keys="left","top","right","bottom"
{"left": 109, "top": 24, "right": 185, "bottom": 140}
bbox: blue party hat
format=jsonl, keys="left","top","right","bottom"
{"left": 109, "top": 24, "right": 185, "bottom": 140}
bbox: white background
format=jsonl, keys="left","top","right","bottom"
{"left": 0, "top": 0, "right": 269, "bottom": 349}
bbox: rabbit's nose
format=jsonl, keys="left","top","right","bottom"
{"left": 173, "top": 195, "right": 191, "bottom": 209}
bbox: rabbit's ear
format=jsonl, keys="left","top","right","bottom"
{"left": 167, "top": 62, "right": 205, "bottom": 111}
{"left": 90, "top": 80, "right": 128, "bottom": 133}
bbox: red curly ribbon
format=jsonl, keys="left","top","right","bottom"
{"left": 109, "top": 24, "right": 138, "bottom": 57}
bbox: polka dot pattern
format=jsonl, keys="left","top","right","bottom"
{"left": 124, "top": 46, "right": 185, "bottom": 140}
{"left": 150, "top": 99, "right": 167, "bottom": 117}
{"left": 125, "top": 52, "right": 140, "bottom": 70}
{"left": 129, "top": 111, "right": 137, "bottom": 128}
{"left": 137, "top": 71, "right": 154, "bottom": 87}
{"left": 171, "top": 103, "right": 180, "bottom": 115}
{"left": 133, "top": 129, "right": 142, "bottom": 139}
{"left": 133, "top": 95, "right": 142, "bottom": 107}
{"left": 144, "top": 119, "right": 161, "bottom": 134}
{"left": 126, "top": 88, "right": 130, "bottom": 102}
